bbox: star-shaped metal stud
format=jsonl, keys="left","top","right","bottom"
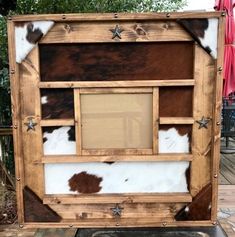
{"left": 110, "top": 25, "right": 123, "bottom": 39}
{"left": 24, "top": 117, "right": 37, "bottom": 131}
{"left": 196, "top": 116, "right": 210, "bottom": 129}
{"left": 110, "top": 204, "right": 123, "bottom": 217}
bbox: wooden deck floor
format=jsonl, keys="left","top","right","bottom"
{"left": 220, "top": 137, "right": 235, "bottom": 185}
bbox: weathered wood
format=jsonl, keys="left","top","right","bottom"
{"left": 10, "top": 12, "right": 222, "bottom": 22}
{"left": 159, "top": 117, "right": 194, "bottom": 124}
{"left": 7, "top": 19, "right": 24, "bottom": 224}
{"left": 81, "top": 149, "right": 153, "bottom": 156}
{"left": 190, "top": 44, "right": 215, "bottom": 197}
{"left": 152, "top": 87, "right": 159, "bottom": 154}
{"left": 74, "top": 89, "right": 82, "bottom": 155}
{"left": 41, "top": 154, "right": 193, "bottom": 163}
{"left": 43, "top": 193, "right": 192, "bottom": 204}
{"left": 41, "top": 21, "right": 192, "bottom": 44}
{"left": 38, "top": 80, "right": 195, "bottom": 88}
{"left": 40, "top": 119, "right": 75, "bottom": 126}
{"left": 80, "top": 88, "right": 153, "bottom": 94}
{"left": 210, "top": 15, "right": 225, "bottom": 222}
{"left": 20, "top": 47, "right": 44, "bottom": 200}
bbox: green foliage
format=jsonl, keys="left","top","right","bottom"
{"left": 13, "top": 0, "right": 186, "bottom": 14}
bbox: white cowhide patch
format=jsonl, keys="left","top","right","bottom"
{"left": 44, "top": 161, "right": 190, "bottom": 194}
{"left": 15, "top": 21, "right": 54, "bottom": 63}
{"left": 199, "top": 18, "right": 218, "bottom": 59}
{"left": 43, "top": 126, "right": 76, "bottom": 155}
{"left": 159, "top": 127, "right": 189, "bottom": 153}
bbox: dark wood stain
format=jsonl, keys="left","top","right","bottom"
{"left": 23, "top": 186, "right": 61, "bottom": 222}
{"left": 40, "top": 42, "right": 194, "bottom": 81}
{"left": 26, "top": 23, "right": 43, "bottom": 44}
{"left": 175, "top": 183, "right": 212, "bottom": 221}
{"left": 159, "top": 87, "right": 193, "bottom": 117}
{"left": 41, "top": 89, "right": 74, "bottom": 119}
{"left": 68, "top": 171, "right": 103, "bottom": 194}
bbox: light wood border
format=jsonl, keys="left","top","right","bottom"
{"left": 74, "top": 89, "right": 82, "bottom": 155}
{"left": 152, "top": 88, "right": 159, "bottom": 154}
{"left": 210, "top": 15, "right": 225, "bottom": 222}
{"left": 10, "top": 12, "right": 223, "bottom": 22}
{"left": 43, "top": 193, "right": 192, "bottom": 204}
{"left": 38, "top": 80, "right": 195, "bottom": 88}
{"left": 41, "top": 154, "right": 193, "bottom": 163}
{"left": 21, "top": 220, "right": 215, "bottom": 229}
{"left": 40, "top": 119, "right": 75, "bottom": 126}
{"left": 7, "top": 19, "right": 25, "bottom": 224}
{"left": 159, "top": 117, "right": 194, "bottom": 124}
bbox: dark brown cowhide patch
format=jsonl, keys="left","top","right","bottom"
{"left": 41, "top": 89, "right": 74, "bottom": 119}
{"left": 69, "top": 171, "right": 103, "bottom": 194}
{"left": 23, "top": 186, "right": 61, "bottom": 222}
{"left": 159, "top": 87, "right": 193, "bottom": 117}
{"left": 26, "top": 23, "right": 43, "bottom": 44}
{"left": 39, "top": 42, "right": 194, "bottom": 81}
{"left": 177, "top": 19, "right": 212, "bottom": 56}
{"left": 175, "top": 183, "right": 212, "bottom": 221}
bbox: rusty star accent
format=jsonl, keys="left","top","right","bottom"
{"left": 110, "top": 25, "right": 123, "bottom": 39}
{"left": 24, "top": 117, "right": 37, "bottom": 131}
{"left": 111, "top": 204, "right": 123, "bottom": 217}
{"left": 196, "top": 116, "right": 210, "bottom": 129}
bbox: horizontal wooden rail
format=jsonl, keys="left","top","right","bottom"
{"left": 80, "top": 88, "right": 153, "bottom": 94}
{"left": 11, "top": 12, "right": 222, "bottom": 22}
{"left": 41, "top": 154, "right": 193, "bottom": 163}
{"left": 159, "top": 117, "right": 194, "bottom": 125}
{"left": 43, "top": 193, "right": 192, "bottom": 205}
{"left": 22, "top": 220, "right": 214, "bottom": 229}
{"left": 38, "top": 80, "right": 195, "bottom": 89}
{"left": 40, "top": 119, "right": 75, "bottom": 127}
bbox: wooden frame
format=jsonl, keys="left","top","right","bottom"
{"left": 8, "top": 12, "right": 225, "bottom": 228}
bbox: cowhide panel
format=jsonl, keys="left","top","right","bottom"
{"left": 159, "top": 125, "right": 191, "bottom": 153}
{"left": 44, "top": 161, "right": 190, "bottom": 194}
{"left": 41, "top": 89, "right": 74, "bottom": 119}
{"left": 15, "top": 21, "right": 54, "bottom": 63}
{"left": 177, "top": 18, "right": 218, "bottom": 59}
{"left": 23, "top": 186, "right": 61, "bottom": 222}
{"left": 81, "top": 93, "right": 152, "bottom": 149}
{"left": 175, "top": 183, "right": 212, "bottom": 220}
{"left": 159, "top": 87, "right": 193, "bottom": 117}
{"left": 39, "top": 42, "right": 194, "bottom": 81}
{"left": 43, "top": 126, "right": 76, "bottom": 155}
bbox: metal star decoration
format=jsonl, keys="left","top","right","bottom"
{"left": 110, "top": 204, "right": 123, "bottom": 217}
{"left": 110, "top": 25, "right": 123, "bottom": 39}
{"left": 24, "top": 117, "right": 37, "bottom": 131}
{"left": 196, "top": 116, "right": 210, "bottom": 129}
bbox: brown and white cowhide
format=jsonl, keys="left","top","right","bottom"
{"left": 43, "top": 126, "right": 190, "bottom": 194}
{"left": 43, "top": 126, "right": 76, "bottom": 155}
{"left": 178, "top": 18, "right": 218, "bottom": 59}
{"left": 15, "top": 21, "right": 54, "bottom": 63}
{"left": 45, "top": 161, "right": 190, "bottom": 194}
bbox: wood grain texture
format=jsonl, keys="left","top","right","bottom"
{"left": 44, "top": 193, "right": 192, "bottom": 204}
{"left": 7, "top": 20, "right": 25, "bottom": 224}
{"left": 19, "top": 47, "right": 45, "bottom": 200}
{"left": 41, "top": 154, "right": 193, "bottom": 163}
{"left": 190, "top": 44, "right": 215, "bottom": 197}
{"left": 210, "top": 15, "right": 225, "bottom": 221}
{"left": 38, "top": 80, "right": 195, "bottom": 88}
{"left": 40, "top": 21, "right": 192, "bottom": 44}
{"left": 10, "top": 12, "right": 222, "bottom": 22}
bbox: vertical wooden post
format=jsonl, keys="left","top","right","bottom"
{"left": 152, "top": 87, "right": 159, "bottom": 154}
{"left": 7, "top": 19, "right": 25, "bottom": 224}
{"left": 211, "top": 15, "right": 226, "bottom": 222}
